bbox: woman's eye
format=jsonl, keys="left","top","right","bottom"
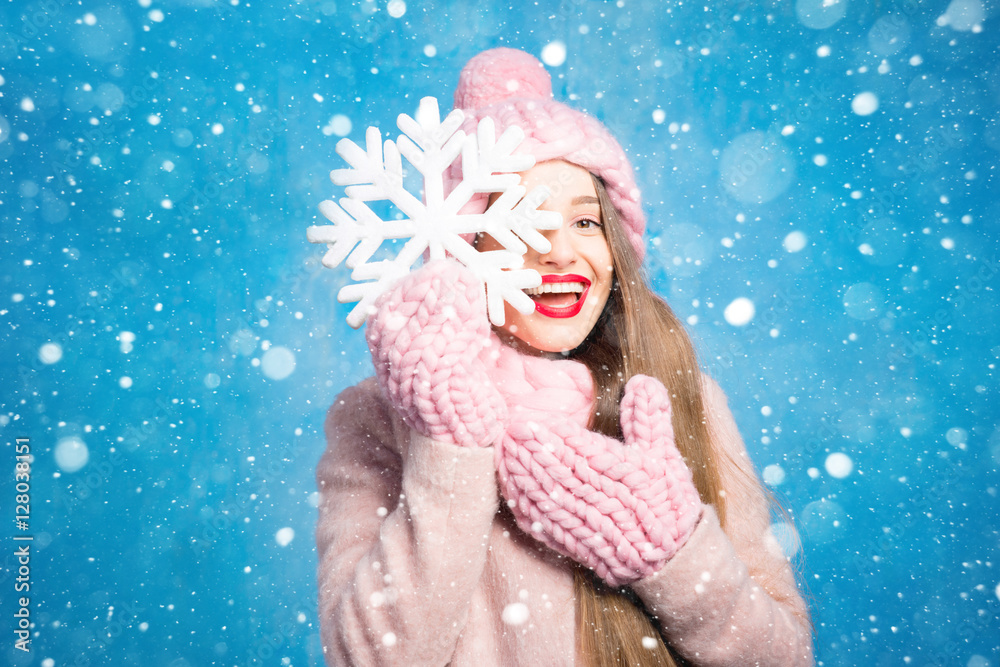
{"left": 574, "top": 218, "right": 602, "bottom": 230}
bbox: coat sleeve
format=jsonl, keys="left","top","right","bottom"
{"left": 315, "top": 378, "right": 501, "bottom": 667}
{"left": 631, "top": 377, "right": 814, "bottom": 666}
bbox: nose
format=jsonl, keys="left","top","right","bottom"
{"left": 537, "top": 226, "right": 576, "bottom": 269}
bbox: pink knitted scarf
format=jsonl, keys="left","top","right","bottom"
{"left": 485, "top": 337, "right": 595, "bottom": 428}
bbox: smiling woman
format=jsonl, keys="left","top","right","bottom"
{"left": 315, "top": 47, "right": 814, "bottom": 667}
{"left": 478, "top": 160, "right": 613, "bottom": 355}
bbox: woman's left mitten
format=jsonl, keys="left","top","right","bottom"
{"left": 497, "top": 375, "right": 702, "bottom": 586}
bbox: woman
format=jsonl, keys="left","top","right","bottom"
{"left": 315, "top": 48, "right": 814, "bottom": 666}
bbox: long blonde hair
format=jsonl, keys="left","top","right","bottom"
{"left": 568, "top": 175, "right": 728, "bottom": 666}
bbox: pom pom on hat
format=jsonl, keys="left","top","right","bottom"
{"left": 450, "top": 48, "right": 647, "bottom": 261}
{"left": 454, "top": 48, "right": 554, "bottom": 109}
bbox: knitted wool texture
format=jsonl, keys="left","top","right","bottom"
{"left": 366, "top": 260, "right": 507, "bottom": 448}
{"left": 496, "top": 375, "right": 702, "bottom": 586}
{"left": 366, "top": 260, "right": 701, "bottom": 584}
{"left": 449, "top": 47, "right": 647, "bottom": 261}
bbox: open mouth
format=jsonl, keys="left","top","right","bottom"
{"left": 524, "top": 274, "right": 591, "bottom": 318}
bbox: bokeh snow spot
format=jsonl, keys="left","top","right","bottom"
{"left": 825, "top": 452, "right": 854, "bottom": 479}
{"left": 501, "top": 602, "right": 530, "bottom": 626}
{"left": 843, "top": 282, "right": 884, "bottom": 320}
{"left": 796, "top": 0, "right": 848, "bottom": 30}
{"left": 55, "top": 436, "right": 90, "bottom": 473}
{"left": 39, "top": 342, "right": 63, "bottom": 364}
{"left": 724, "top": 297, "right": 756, "bottom": 327}
{"left": 541, "top": 41, "right": 567, "bottom": 67}
{"left": 261, "top": 346, "right": 296, "bottom": 380}
{"left": 851, "top": 92, "right": 880, "bottom": 116}
{"left": 783, "top": 231, "right": 807, "bottom": 253}
{"left": 275, "top": 527, "right": 295, "bottom": 547}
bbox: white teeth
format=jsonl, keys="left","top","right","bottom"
{"left": 524, "top": 281, "right": 586, "bottom": 296}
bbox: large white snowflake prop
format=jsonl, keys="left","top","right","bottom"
{"left": 307, "top": 96, "right": 561, "bottom": 328}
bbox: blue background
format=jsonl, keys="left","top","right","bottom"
{"left": 2, "top": 0, "right": 999, "bottom": 665}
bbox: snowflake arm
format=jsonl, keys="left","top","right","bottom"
{"left": 308, "top": 96, "right": 560, "bottom": 329}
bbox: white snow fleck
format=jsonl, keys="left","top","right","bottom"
{"left": 941, "top": 237, "right": 955, "bottom": 250}
{"left": 55, "top": 436, "right": 89, "bottom": 473}
{"left": 39, "top": 342, "right": 63, "bottom": 364}
{"left": 723, "top": 297, "right": 755, "bottom": 327}
{"left": 652, "top": 109, "right": 665, "bottom": 124}
{"left": 323, "top": 114, "right": 352, "bottom": 138}
{"left": 825, "top": 452, "right": 853, "bottom": 479}
{"left": 211, "top": 123, "right": 224, "bottom": 135}
{"left": 147, "top": 114, "right": 161, "bottom": 125}
{"left": 851, "top": 92, "right": 879, "bottom": 116}
{"left": 119, "top": 330, "right": 135, "bottom": 353}
{"left": 541, "top": 41, "right": 567, "bottom": 67}
{"left": 20, "top": 97, "right": 35, "bottom": 112}
{"left": 641, "top": 636, "right": 658, "bottom": 649}
{"left": 149, "top": 9, "right": 165, "bottom": 22}
{"left": 502, "top": 602, "right": 530, "bottom": 625}
{"left": 381, "top": 631, "right": 397, "bottom": 647}
{"left": 423, "top": 44, "right": 437, "bottom": 57}
{"left": 816, "top": 45, "right": 831, "bottom": 57}
{"left": 204, "top": 373, "right": 221, "bottom": 389}
{"left": 275, "top": 527, "right": 295, "bottom": 547}
{"left": 119, "top": 376, "right": 133, "bottom": 389}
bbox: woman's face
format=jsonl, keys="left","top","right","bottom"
{"left": 479, "top": 160, "right": 614, "bottom": 355}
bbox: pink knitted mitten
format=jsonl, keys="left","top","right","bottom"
{"left": 497, "top": 375, "right": 702, "bottom": 586}
{"left": 366, "top": 260, "right": 507, "bottom": 448}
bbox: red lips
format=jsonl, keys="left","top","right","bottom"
{"left": 530, "top": 273, "right": 591, "bottom": 319}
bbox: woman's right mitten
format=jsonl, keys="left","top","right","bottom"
{"left": 366, "top": 259, "right": 507, "bottom": 448}
{"left": 496, "top": 375, "right": 702, "bottom": 586}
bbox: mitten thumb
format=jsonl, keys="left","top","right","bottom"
{"left": 620, "top": 374, "right": 674, "bottom": 458}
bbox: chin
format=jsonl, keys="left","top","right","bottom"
{"left": 503, "top": 315, "right": 593, "bottom": 356}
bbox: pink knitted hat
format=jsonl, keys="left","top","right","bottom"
{"left": 451, "top": 48, "right": 647, "bottom": 261}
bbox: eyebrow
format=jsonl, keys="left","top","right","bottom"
{"left": 572, "top": 195, "right": 600, "bottom": 206}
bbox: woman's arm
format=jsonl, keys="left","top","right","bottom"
{"left": 631, "top": 377, "right": 814, "bottom": 666}
{"left": 315, "top": 379, "right": 500, "bottom": 666}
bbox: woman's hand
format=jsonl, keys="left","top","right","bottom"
{"left": 366, "top": 259, "right": 507, "bottom": 448}
{"left": 497, "top": 375, "right": 702, "bottom": 586}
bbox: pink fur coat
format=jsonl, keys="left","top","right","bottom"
{"left": 315, "top": 343, "right": 814, "bottom": 665}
